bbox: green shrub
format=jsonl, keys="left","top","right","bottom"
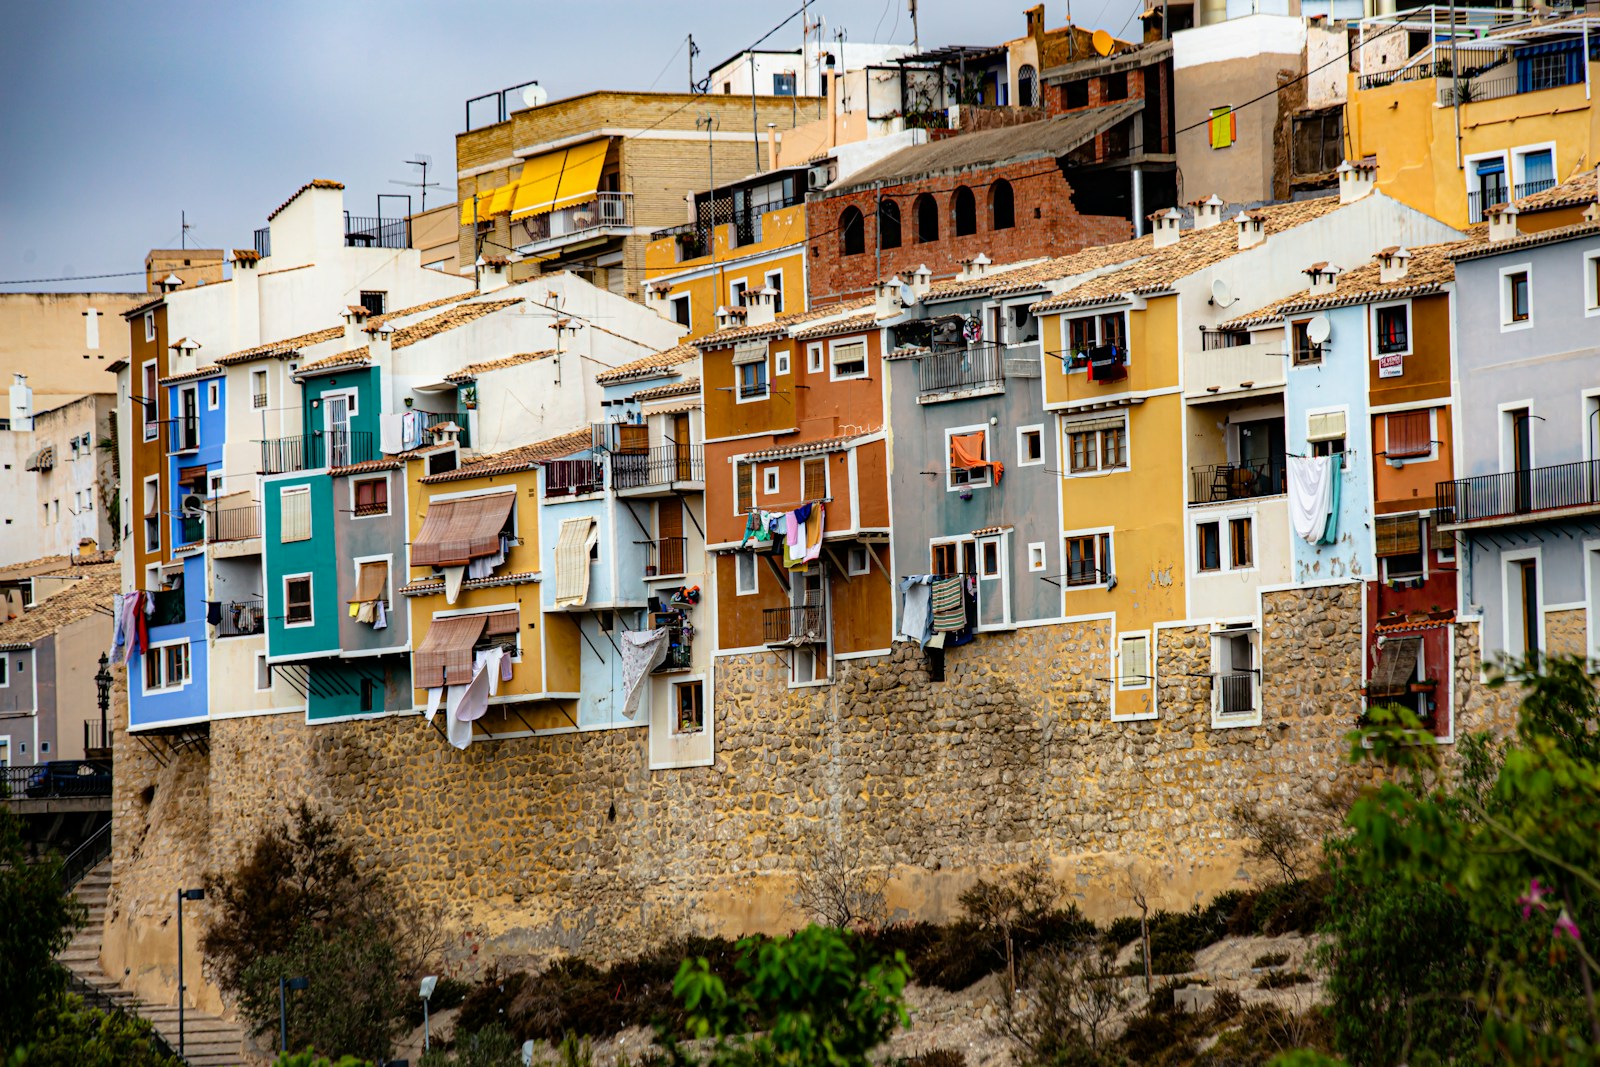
{"left": 1149, "top": 951, "right": 1195, "bottom": 975}
{"left": 1257, "top": 971, "right": 1313, "bottom": 990}
{"left": 1209, "top": 988, "right": 1244, "bottom": 1025}
{"left": 1252, "top": 952, "right": 1290, "bottom": 969}
{"left": 9, "top": 994, "right": 182, "bottom": 1067}
{"left": 1105, "top": 915, "right": 1143, "bottom": 947}
{"left": 901, "top": 1049, "right": 966, "bottom": 1067}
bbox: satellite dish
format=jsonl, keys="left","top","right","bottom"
{"left": 521, "top": 83, "right": 548, "bottom": 110}
{"left": 1306, "top": 315, "right": 1332, "bottom": 344}
{"left": 1210, "top": 278, "right": 1236, "bottom": 307}
{"left": 899, "top": 283, "right": 918, "bottom": 307}
{"left": 1092, "top": 29, "right": 1115, "bottom": 56}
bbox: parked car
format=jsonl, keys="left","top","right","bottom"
{"left": 23, "top": 760, "right": 112, "bottom": 798}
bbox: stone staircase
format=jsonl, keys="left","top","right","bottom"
{"left": 61, "top": 860, "right": 251, "bottom": 1067}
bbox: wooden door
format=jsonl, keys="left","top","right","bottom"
{"left": 658, "top": 498, "right": 684, "bottom": 575}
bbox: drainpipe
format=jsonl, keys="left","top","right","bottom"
{"left": 767, "top": 123, "right": 779, "bottom": 171}
{"left": 1132, "top": 168, "right": 1145, "bottom": 236}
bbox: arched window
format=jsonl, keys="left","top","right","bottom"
{"left": 989, "top": 179, "right": 1015, "bottom": 231}
{"left": 952, "top": 186, "right": 977, "bottom": 236}
{"left": 878, "top": 199, "right": 902, "bottom": 250}
{"left": 914, "top": 193, "right": 939, "bottom": 243}
{"left": 839, "top": 206, "right": 865, "bottom": 256}
{"left": 1017, "top": 64, "right": 1039, "bottom": 108}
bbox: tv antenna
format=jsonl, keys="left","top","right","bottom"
{"left": 390, "top": 154, "right": 440, "bottom": 212}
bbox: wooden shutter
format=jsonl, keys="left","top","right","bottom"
{"left": 354, "top": 561, "right": 388, "bottom": 603}
{"left": 1386, "top": 411, "right": 1431, "bottom": 458}
{"left": 802, "top": 457, "right": 827, "bottom": 501}
{"left": 1375, "top": 514, "right": 1423, "bottom": 556}
{"left": 617, "top": 424, "right": 648, "bottom": 454}
{"left": 281, "top": 488, "right": 310, "bottom": 542}
{"left": 736, "top": 464, "right": 754, "bottom": 512}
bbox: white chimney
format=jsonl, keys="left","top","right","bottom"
{"left": 1488, "top": 204, "right": 1521, "bottom": 243}
{"left": 1235, "top": 211, "right": 1266, "bottom": 250}
{"left": 158, "top": 273, "right": 184, "bottom": 294}
{"left": 1305, "top": 263, "right": 1340, "bottom": 296}
{"left": 232, "top": 249, "right": 261, "bottom": 272}
{"left": 875, "top": 275, "right": 905, "bottom": 317}
{"left": 958, "top": 253, "right": 992, "bottom": 281}
{"left": 366, "top": 323, "right": 394, "bottom": 366}
{"left": 1584, "top": 201, "right": 1600, "bottom": 225}
{"left": 343, "top": 304, "right": 371, "bottom": 349}
{"left": 1338, "top": 158, "right": 1378, "bottom": 204}
{"left": 715, "top": 304, "right": 749, "bottom": 331}
{"left": 645, "top": 282, "right": 672, "bottom": 318}
{"left": 743, "top": 287, "right": 778, "bottom": 327}
{"left": 9, "top": 373, "right": 33, "bottom": 432}
{"left": 1376, "top": 247, "right": 1411, "bottom": 283}
{"left": 1192, "top": 195, "right": 1227, "bottom": 231}
{"left": 1151, "top": 208, "right": 1183, "bottom": 248}
{"left": 911, "top": 264, "right": 933, "bottom": 298}
{"left": 479, "top": 256, "right": 510, "bottom": 293}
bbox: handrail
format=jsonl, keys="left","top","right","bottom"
{"left": 918, "top": 342, "right": 1005, "bottom": 395}
{"left": 612, "top": 445, "right": 705, "bottom": 489}
{"left": 60, "top": 822, "right": 112, "bottom": 891}
{"left": 1436, "top": 459, "right": 1600, "bottom": 525}
{"left": 62, "top": 972, "right": 187, "bottom": 1064}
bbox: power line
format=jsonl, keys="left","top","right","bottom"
{"left": 0, "top": 270, "right": 147, "bottom": 286}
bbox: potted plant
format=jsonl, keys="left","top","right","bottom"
{"left": 1409, "top": 677, "right": 1438, "bottom": 694}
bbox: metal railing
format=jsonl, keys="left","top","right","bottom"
{"left": 417, "top": 409, "right": 471, "bottom": 447}
{"left": 1190, "top": 461, "right": 1284, "bottom": 504}
{"left": 653, "top": 626, "right": 693, "bottom": 673}
{"left": 919, "top": 342, "right": 1005, "bottom": 395}
{"left": 64, "top": 970, "right": 184, "bottom": 1063}
{"left": 344, "top": 214, "right": 410, "bottom": 250}
{"left": 252, "top": 392, "right": 268, "bottom": 409}
{"left": 253, "top": 227, "right": 271, "bottom": 258}
{"left": 1468, "top": 178, "right": 1557, "bottom": 222}
{"left": 1200, "top": 329, "right": 1250, "bottom": 351}
{"left": 544, "top": 458, "right": 604, "bottom": 498}
{"left": 465, "top": 79, "right": 541, "bottom": 131}
{"left": 738, "top": 378, "right": 769, "bottom": 400}
{"left": 764, "top": 604, "right": 826, "bottom": 645}
{"left": 518, "top": 192, "right": 632, "bottom": 248}
{"left": 1216, "top": 673, "right": 1256, "bottom": 716}
{"left": 612, "top": 445, "right": 705, "bottom": 490}
{"left": 1436, "top": 459, "right": 1600, "bottom": 525}
{"left": 647, "top": 537, "right": 688, "bottom": 577}
{"left": 60, "top": 822, "right": 111, "bottom": 890}
{"left": 217, "top": 599, "right": 265, "bottom": 638}
{"left": 149, "top": 588, "right": 185, "bottom": 627}
{"left": 83, "top": 719, "right": 111, "bottom": 754}
{"left": 166, "top": 416, "right": 200, "bottom": 452}
{"left": 258, "top": 430, "right": 376, "bottom": 474}
{"left": 1358, "top": 59, "right": 1451, "bottom": 91}
{"left": 205, "top": 504, "right": 260, "bottom": 543}
{"left": 1438, "top": 58, "right": 1585, "bottom": 106}
{"left": 1, "top": 762, "right": 112, "bottom": 801}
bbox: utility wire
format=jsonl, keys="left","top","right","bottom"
{"left": 0, "top": 270, "right": 147, "bottom": 285}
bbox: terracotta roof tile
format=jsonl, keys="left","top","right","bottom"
{"left": 739, "top": 433, "right": 862, "bottom": 463}
{"left": 393, "top": 298, "right": 522, "bottom": 348}
{"left": 698, "top": 298, "right": 875, "bottom": 348}
{"left": 418, "top": 428, "right": 593, "bottom": 484}
{"left": 215, "top": 326, "right": 343, "bottom": 366}
{"left": 329, "top": 458, "right": 405, "bottom": 476}
{"left": 926, "top": 239, "right": 1153, "bottom": 301}
{"left": 595, "top": 342, "right": 700, "bottom": 384}
{"left": 158, "top": 364, "right": 223, "bottom": 385}
{"left": 401, "top": 571, "right": 541, "bottom": 596}
{"left": 232, "top": 249, "right": 260, "bottom": 263}
{"left": 371, "top": 290, "right": 480, "bottom": 326}
{"left": 446, "top": 350, "right": 556, "bottom": 382}
{"left": 0, "top": 555, "right": 72, "bottom": 578}
{"left": 790, "top": 312, "right": 883, "bottom": 341}
{"left": 295, "top": 347, "right": 370, "bottom": 375}
{"left": 1514, "top": 169, "right": 1597, "bottom": 215}
{"left": 122, "top": 294, "right": 165, "bottom": 319}
{"left": 0, "top": 564, "right": 119, "bottom": 649}
{"left": 266, "top": 179, "right": 345, "bottom": 221}
{"left": 1450, "top": 220, "right": 1600, "bottom": 262}
{"left": 632, "top": 377, "right": 700, "bottom": 402}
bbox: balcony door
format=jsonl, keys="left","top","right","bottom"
{"left": 672, "top": 413, "right": 692, "bottom": 481}
{"left": 790, "top": 568, "right": 829, "bottom": 683}
{"left": 324, "top": 394, "right": 351, "bottom": 468}
{"left": 1509, "top": 407, "right": 1532, "bottom": 513}
{"left": 179, "top": 387, "right": 199, "bottom": 451}
{"left": 657, "top": 498, "right": 684, "bottom": 576}
{"left": 1473, "top": 158, "right": 1507, "bottom": 223}
{"left": 1236, "top": 417, "right": 1285, "bottom": 496}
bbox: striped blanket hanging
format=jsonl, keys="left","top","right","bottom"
{"left": 930, "top": 576, "right": 966, "bottom": 632}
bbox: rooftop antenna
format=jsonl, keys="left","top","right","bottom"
{"left": 391, "top": 154, "right": 440, "bottom": 212}
{"left": 181, "top": 211, "right": 193, "bottom": 250}
{"left": 909, "top": 0, "right": 919, "bottom": 51}
{"left": 688, "top": 34, "right": 701, "bottom": 93}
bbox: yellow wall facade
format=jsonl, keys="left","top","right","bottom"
{"left": 645, "top": 204, "right": 808, "bottom": 339}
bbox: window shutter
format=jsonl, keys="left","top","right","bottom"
{"left": 1307, "top": 411, "right": 1347, "bottom": 442}
{"left": 1374, "top": 514, "right": 1423, "bottom": 557}
{"left": 282, "top": 490, "right": 310, "bottom": 542}
{"left": 736, "top": 464, "right": 754, "bottom": 512}
{"left": 802, "top": 457, "right": 827, "bottom": 501}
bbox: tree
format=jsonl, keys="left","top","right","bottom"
{"left": 789, "top": 834, "right": 887, "bottom": 931}
{"left": 0, "top": 809, "right": 83, "bottom": 1050}
{"left": 8, "top": 995, "right": 183, "bottom": 1067}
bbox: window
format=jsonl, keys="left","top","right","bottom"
{"left": 1065, "top": 533, "right": 1110, "bottom": 586}
{"left": 143, "top": 312, "right": 155, "bottom": 342}
{"left": 1505, "top": 268, "right": 1531, "bottom": 325}
{"left": 143, "top": 476, "right": 161, "bottom": 552}
{"left": 1064, "top": 79, "right": 1089, "bottom": 109}
{"left": 1471, "top": 157, "right": 1508, "bottom": 223}
{"left": 144, "top": 642, "right": 191, "bottom": 691}
{"left": 1017, "top": 65, "right": 1038, "bottom": 107}
{"left": 207, "top": 381, "right": 219, "bottom": 409}
{"left": 765, "top": 270, "right": 784, "bottom": 313}
{"left": 830, "top": 340, "right": 867, "bottom": 380}
{"left": 729, "top": 279, "right": 748, "bottom": 308}
{"left": 285, "top": 576, "right": 313, "bottom": 625}
{"left": 0, "top": 657, "right": 7, "bottom": 686}
{"left": 763, "top": 467, "right": 780, "bottom": 496}
{"left": 735, "top": 552, "right": 758, "bottom": 595}
{"left": 1017, "top": 426, "right": 1044, "bottom": 466}
{"left": 914, "top": 193, "right": 938, "bottom": 243}
{"left": 1119, "top": 633, "right": 1150, "bottom": 689}
{"left": 1585, "top": 251, "right": 1600, "bottom": 314}
{"left": 1291, "top": 320, "right": 1321, "bottom": 365}
{"left": 1375, "top": 304, "right": 1409, "bottom": 354}
{"left": 1209, "top": 106, "right": 1236, "bottom": 150}
{"left": 774, "top": 348, "right": 790, "bottom": 376}
{"left": 1385, "top": 410, "right": 1432, "bottom": 459}
{"left": 667, "top": 679, "right": 707, "bottom": 734}
{"left": 992, "top": 176, "right": 1016, "bottom": 228}
{"left": 1104, "top": 71, "right": 1129, "bottom": 101}
{"left": 250, "top": 369, "right": 267, "bottom": 409}
{"left": 1229, "top": 517, "right": 1253, "bottom": 568}
{"left": 1065, "top": 418, "right": 1127, "bottom": 473}
{"left": 427, "top": 449, "right": 456, "bottom": 476}
{"left": 947, "top": 430, "right": 993, "bottom": 489}
{"left": 980, "top": 540, "right": 1000, "bottom": 578}
{"left": 280, "top": 486, "right": 311, "bottom": 541}
{"left": 931, "top": 541, "right": 961, "bottom": 576}
{"left": 736, "top": 463, "right": 754, "bottom": 512}
{"left": 878, "top": 199, "right": 901, "bottom": 250}
{"left": 1507, "top": 555, "right": 1541, "bottom": 658}
{"left": 1197, "top": 521, "right": 1221, "bottom": 572}
{"left": 142, "top": 363, "right": 158, "bottom": 439}
{"left": 1213, "top": 629, "right": 1257, "bottom": 717}
{"left": 670, "top": 294, "right": 691, "bottom": 328}
{"left": 772, "top": 71, "right": 796, "bottom": 95}
{"left": 952, "top": 186, "right": 977, "bottom": 236}
{"left": 360, "top": 678, "right": 378, "bottom": 712}
{"left": 255, "top": 653, "right": 272, "bottom": 691}
{"left": 1028, "top": 542, "right": 1046, "bottom": 572}
{"left": 847, "top": 545, "right": 871, "bottom": 576}
{"left": 1005, "top": 303, "right": 1039, "bottom": 345}
{"left": 807, "top": 343, "right": 824, "bottom": 374}
{"left": 1307, "top": 410, "right": 1346, "bottom": 456}
{"left": 802, "top": 456, "right": 828, "bottom": 501}
{"left": 738, "top": 359, "right": 768, "bottom": 401}
{"left": 353, "top": 476, "right": 388, "bottom": 516}
{"left": 356, "top": 290, "right": 386, "bottom": 316}
{"left": 839, "top": 207, "right": 865, "bottom": 256}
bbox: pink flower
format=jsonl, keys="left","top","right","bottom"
{"left": 1554, "top": 909, "right": 1582, "bottom": 943}
{"left": 1518, "top": 878, "right": 1550, "bottom": 920}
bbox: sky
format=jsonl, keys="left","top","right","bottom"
{"left": 0, "top": 1, "right": 1137, "bottom": 294}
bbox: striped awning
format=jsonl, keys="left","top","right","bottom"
{"left": 554, "top": 517, "right": 598, "bottom": 608}
{"left": 414, "top": 614, "right": 487, "bottom": 690}
{"left": 1369, "top": 637, "right": 1421, "bottom": 698}
{"left": 412, "top": 493, "right": 514, "bottom": 567}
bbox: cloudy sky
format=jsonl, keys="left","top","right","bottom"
{"left": 0, "top": 1, "right": 1134, "bottom": 293}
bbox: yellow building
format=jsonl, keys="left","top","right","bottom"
{"left": 643, "top": 165, "right": 810, "bottom": 339}
{"left": 403, "top": 434, "right": 589, "bottom": 740}
{"left": 1347, "top": 12, "right": 1599, "bottom": 228}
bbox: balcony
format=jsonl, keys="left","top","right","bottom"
{"left": 205, "top": 504, "right": 261, "bottom": 543}
{"left": 1190, "top": 461, "right": 1285, "bottom": 505}
{"left": 1185, "top": 339, "right": 1286, "bottom": 401}
{"left": 517, "top": 193, "right": 632, "bottom": 255}
{"left": 166, "top": 415, "right": 200, "bottom": 453}
{"left": 417, "top": 408, "right": 471, "bottom": 448}
{"left": 1468, "top": 178, "right": 1557, "bottom": 224}
{"left": 918, "top": 342, "right": 1007, "bottom": 398}
{"left": 1437, "top": 56, "right": 1585, "bottom": 106}
{"left": 612, "top": 445, "right": 705, "bottom": 495}
{"left": 544, "top": 457, "right": 604, "bottom": 498}
{"left": 343, "top": 213, "right": 410, "bottom": 250}
{"left": 1436, "top": 460, "right": 1600, "bottom": 527}
{"left": 764, "top": 604, "right": 825, "bottom": 646}
{"left": 652, "top": 624, "right": 693, "bottom": 673}
{"left": 644, "top": 536, "right": 687, "bottom": 577}
{"left": 216, "top": 599, "right": 265, "bottom": 637}
{"left": 258, "top": 431, "right": 376, "bottom": 475}
{"left": 148, "top": 588, "right": 185, "bottom": 628}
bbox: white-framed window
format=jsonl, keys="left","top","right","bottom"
{"left": 143, "top": 475, "right": 161, "bottom": 551}
{"left": 774, "top": 348, "right": 791, "bottom": 376}
{"left": 1502, "top": 548, "right": 1543, "bottom": 659}
{"left": 284, "top": 574, "right": 314, "bottom": 627}
{"left": 1017, "top": 425, "right": 1044, "bottom": 466}
{"left": 735, "top": 552, "right": 758, "bottom": 595}
{"left": 143, "top": 311, "right": 155, "bottom": 342}
{"left": 1584, "top": 249, "right": 1600, "bottom": 317}
{"left": 1064, "top": 416, "right": 1128, "bottom": 475}
{"left": 765, "top": 269, "right": 785, "bottom": 313}
{"left": 1118, "top": 632, "right": 1151, "bottom": 690}
{"left": 254, "top": 651, "right": 273, "bottom": 692}
{"left": 142, "top": 640, "right": 191, "bottom": 693}
{"left": 1027, "top": 542, "right": 1046, "bottom": 572}
{"left": 807, "top": 343, "right": 824, "bottom": 374}
{"left": 673, "top": 679, "right": 706, "bottom": 734}
{"left": 1372, "top": 300, "right": 1412, "bottom": 357}
{"left": 1061, "top": 309, "right": 1129, "bottom": 365}
{"left": 206, "top": 381, "right": 220, "bottom": 410}
{"left": 1307, "top": 408, "right": 1347, "bottom": 456}
{"left": 736, "top": 359, "right": 769, "bottom": 403}
{"left": 141, "top": 361, "right": 159, "bottom": 440}
{"left": 1465, "top": 151, "right": 1509, "bottom": 224}
{"left": 830, "top": 338, "right": 868, "bottom": 380}
{"left": 0, "top": 655, "right": 8, "bottom": 687}
{"left": 351, "top": 474, "right": 389, "bottom": 517}
{"left": 320, "top": 386, "right": 359, "bottom": 416}
{"left": 1194, "top": 511, "right": 1254, "bottom": 573}
{"left": 735, "top": 462, "right": 754, "bottom": 513}
{"left": 1512, "top": 143, "right": 1556, "bottom": 197}
{"left": 251, "top": 368, "right": 268, "bottom": 409}
{"left": 1585, "top": 541, "right": 1600, "bottom": 664}
{"left": 730, "top": 279, "right": 748, "bottom": 308}
{"left": 763, "top": 466, "right": 780, "bottom": 496}
{"left": 1004, "top": 301, "right": 1040, "bottom": 346}
{"left": 669, "top": 294, "right": 691, "bottom": 329}
{"left": 352, "top": 554, "right": 394, "bottom": 611}
{"left": 946, "top": 425, "right": 994, "bottom": 490}
{"left": 280, "top": 485, "right": 311, "bottom": 542}
{"left": 1500, "top": 262, "right": 1533, "bottom": 331}
{"left": 1211, "top": 627, "right": 1259, "bottom": 721}
{"left": 847, "top": 545, "right": 871, "bottom": 576}
{"left": 358, "top": 290, "right": 387, "bottom": 316}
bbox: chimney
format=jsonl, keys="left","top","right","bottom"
{"left": 478, "top": 256, "right": 510, "bottom": 293}
{"left": 366, "top": 322, "right": 394, "bottom": 365}
{"left": 1304, "top": 262, "right": 1340, "bottom": 296}
{"left": 875, "top": 275, "right": 905, "bottom": 317}
{"left": 1376, "top": 247, "right": 1411, "bottom": 283}
{"left": 826, "top": 55, "right": 839, "bottom": 149}
{"left": 1487, "top": 203, "right": 1521, "bottom": 243}
{"left": 1192, "top": 194, "right": 1227, "bottom": 231}
{"left": 9, "top": 373, "right": 33, "bottom": 432}
{"left": 343, "top": 304, "right": 371, "bottom": 349}
{"left": 157, "top": 273, "right": 184, "bottom": 294}
{"left": 1151, "top": 207, "right": 1183, "bottom": 248}
{"left": 910, "top": 264, "right": 933, "bottom": 298}
{"left": 645, "top": 282, "right": 672, "bottom": 318}
{"left": 766, "top": 123, "right": 779, "bottom": 172}
{"left": 1338, "top": 158, "right": 1378, "bottom": 204}
{"left": 1235, "top": 211, "right": 1266, "bottom": 250}
{"left": 1584, "top": 201, "right": 1600, "bottom": 225}
{"left": 743, "top": 287, "right": 778, "bottom": 327}
{"left": 232, "top": 249, "right": 261, "bottom": 272}
{"left": 77, "top": 538, "right": 98, "bottom": 559}
{"left": 958, "top": 253, "right": 992, "bottom": 281}
{"left": 715, "top": 304, "right": 749, "bottom": 331}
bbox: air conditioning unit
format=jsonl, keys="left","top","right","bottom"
{"left": 180, "top": 493, "right": 206, "bottom": 516}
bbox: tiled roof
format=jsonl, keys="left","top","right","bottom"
{"left": 295, "top": 347, "right": 370, "bottom": 375}
{"left": 698, "top": 298, "right": 875, "bottom": 348}
{"left": 232, "top": 249, "right": 260, "bottom": 263}
{"left": 595, "top": 342, "right": 700, "bottom": 384}
{"left": 122, "top": 294, "right": 165, "bottom": 319}
{"left": 927, "top": 238, "right": 1154, "bottom": 301}
{"left": 0, "top": 564, "right": 118, "bottom": 649}
{"left": 371, "top": 290, "right": 479, "bottom": 326}
{"left": 790, "top": 312, "right": 883, "bottom": 341}
{"left": 740, "top": 433, "right": 862, "bottom": 463}
{"left": 1219, "top": 237, "right": 1480, "bottom": 328}
{"left": 0, "top": 555, "right": 71, "bottom": 578}
{"left": 267, "top": 179, "right": 345, "bottom": 221}
{"left": 632, "top": 377, "right": 700, "bottom": 402}
{"left": 215, "top": 326, "right": 343, "bottom": 366}
{"left": 1450, "top": 220, "right": 1600, "bottom": 262}
{"left": 1514, "top": 170, "right": 1596, "bottom": 215}
{"left": 445, "top": 350, "right": 555, "bottom": 382}
{"left": 1032, "top": 195, "right": 1347, "bottom": 313}
{"left": 393, "top": 298, "right": 522, "bottom": 348}
{"left": 158, "top": 364, "right": 223, "bottom": 385}
{"left": 346, "top": 304, "right": 372, "bottom": 317}
{"left": 418, "top": 428, "right": 593, "bottom": 484}
{"left": 401, "top": 571, "right": 541, "bottom": 596}
{"left": 329, "top": 458, "right": 405, "bottom": 476}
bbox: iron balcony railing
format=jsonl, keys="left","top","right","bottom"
{"left": 1438, "top": 58, "right": 1585, "bottom": 106}
{"left": 344, "top": 213, "right": 410, "bottom": 250}
{"left": 519, "top": 192, "right": 632, "bottom": 248}
{"left": 1216, "top": 673, "right": 1256, "bottom": 716}
{"left": 764, "top": 604, "right": 826, "bottom": 646}
{"left": 205, "top": 503, "right": 260, "bottom": 543}
{"left": 258, "top": 430, "right": 376, "bottom": 474}
{"left": 1200, "top": 328, "right": 1250, "bottom": 351}
{"left": 166, "top": 415, "right": 200, "bottom": 452}
{"left": 148, "top": 588, "right": 185, "bottom": 627}
{"left": 544, "top": 457, "right": 604, "bottom": 498}
{"left": 417, "top": 408, "right": 471, "bottom": 447}
{"left": 465, "top": 79, "right": 541, "bottom": 131}
{"left": 612, "top": 444, "right": 705, "bottom": 490}
{"left": 918, "top": 342, "right": 1005, "bottom": 395}
{"left": 1436, "top": 459, "right": 1600, "bottom": 526}
{"left": 1, "top": 761, "right": 112, "bottom": 801}
{"left": 653, "top": 624, "right": 693, "bottom": 673}
{"left": 738, "top": 378, "right": 769, "bottom": 400}
{"left": 1468, "top": 178, "right": 1558, "bottom": 223}
{"left": 253, "top": 226, "right": 271, "bottom": 258}
{"left": 1190, "top": 460, "right": 1285, "bottom": 504}
{"left": 1357, "top": 59, "right": 1451, "bottom": 91}
{"left": 646, "top": 536, "right": 688, "bottom": 577}
{"left": 217, "top": 599, "right": 265, "bottom": 638}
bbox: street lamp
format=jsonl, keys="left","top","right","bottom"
{"left": 94, "top": 653, "right": 112, "bottom": 753}
{"left": 176, "top": 887, "right": 205, "bottom": 1058}
{"left": 279, "top": 975, "right": 309, "bottom": 1052}
{"left": 419, "top": 975, "right": 438, "bottom": 1052}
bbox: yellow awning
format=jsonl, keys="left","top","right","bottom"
{"left": 511, "top": 139, "right": 609, "bottom": 219}
{"left": 486, "top": 181, "right": 516, "bottom": 217}
{"left": 458, "top": 189, "right": 495, "bottom": 226}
